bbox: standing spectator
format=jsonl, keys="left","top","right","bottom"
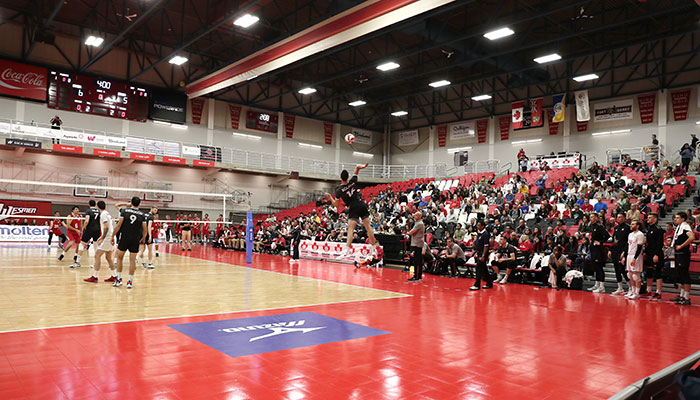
{"left": 407, "top": 211, "right": 425, "bottom": 282}
{"left": 588, "top": 213, "right": 610, "bottom": 293}
{"left": 651, "top": 134, "right": 658, "bottom": 146}
{"left": 680, "top": 143, "right": 693, "bottom": 172}
{"left": 470, "top": 220, "right": 493, "bottom": 290}
{"left": 610, "top": 213, "right": 631, "bottom": 296}
{"left": 623, "top": 219, "right": 645, "bottom": 299}
{"left": 643, "top": 213, "right": 664, "bottom": 300}
{"left": 670, "top": 212, "right": 694, "bottom": 306}
{"left": 691, "top": 134, "right": 698, "bottom": 158}
{"left": 50, "top": 115, "right": 62, "bottom": 130}
{"left": 517, "top": 148, "right": 526, "bottom": 162}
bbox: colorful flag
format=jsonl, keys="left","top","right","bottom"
{"left": 530, "top": 98, "right": 543, "bottom": 127}
{"left": 512, "top": 101, "right": 524, "bottom": 130}
{"left": 575, "top": 90, "right": 590, "bottom": 121}
{"left": 552, "top": 94, "right": 566, "bottom": 123}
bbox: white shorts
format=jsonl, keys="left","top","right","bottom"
{"left": 97, "top": 240, "right": 114, "bottom": 252}
{"left": 626, "top": 255, "right": 643, "bottom": 272}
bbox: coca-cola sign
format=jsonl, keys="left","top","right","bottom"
{"left": 0, "top": 59, "right": 47, "bottom": 102}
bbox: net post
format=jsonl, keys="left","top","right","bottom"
{"left": 246, "top": 211, "right": 253, "bottom": 264}
{"left": 223, "top": 196, "right": 227, "bottom": 223}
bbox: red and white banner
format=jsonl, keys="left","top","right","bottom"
{"left": 576, "top": 121, "right": 588, "bottom": 132}
{"left": 437, "top": 125, "right": 447, "bottom": 147}
{"left": 193, "top": 159, "right": 214, "bottom": 167}
{"left": 637, "top": 93, "right": 656, "bottom": 124}
{"left": 671, "top": 89, "right": 691, "bottom": 121}
{"left": 0, "top": 199, "right": 52, "bottom": 222}
{"left": 191, "top": 98, "right": 205, "bottom": 124}
{"left": 476, "top": 119, "right": 488, "bottom": 144}
{"left": 284, "top": 115, "right": 296, "bottom": 138}
{"left": 0, "top": 59, "right": 47, "bottom": 102}
{"left": 498, "top": 116, "right": 510, "bottom": 140}
{"left": 298, "top": 240, "right": 380, "bottom": 264}
{"left": 547, "top": 109, "right": 559, "bottom": 135}
{"left": 530, "top": 98, "right": 543, "bottom": 127}
{"left": 163, "top": 156, "right": 185, "bottom": 165}
{"left": 130, "top": 153, "right": 155, "bottom": 161}
{"left": 228, "top": 104, "right": 242, "bottom": 129}
{"left": 323, "top": 123, "right": 333, "bottom": 145}
{"left": 93, "top": 149, "right": 120, "bottom": 158}
{"left": 527, "top": 153, "right": 581, "bottom": 170}
{"left": 512, "top": 101, "right": 524, "bottom": 130}
{"left": 52, "top": 143, "right": 82, "bottom": 153}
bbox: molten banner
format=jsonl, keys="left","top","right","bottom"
{"left": 0, "top": 59, "right": 47, "bottom": 101}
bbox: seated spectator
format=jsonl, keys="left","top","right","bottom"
{"left": 547, "top": 246, "right": 569, "bottom": 289}
{"left": 443, "top": 237, "right": 466, "bottom": 277}
{"left": 494, "top": 236, "right": 517, "bottom": 284}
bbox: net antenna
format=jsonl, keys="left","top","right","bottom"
{"left": 74, "top": 175, "right": 108, "bottom": 198}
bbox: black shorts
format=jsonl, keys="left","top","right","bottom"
{"left": 644, "top": 255, "right": 664, "bottom": 280}
{"left": 145, "top": 234, "right": 154, "bottom": 245}
{"left": 348, "top": 201, "right": 370, "bottom": 221}
{"left": 81, "top": 228, "right": 101, "bottom": 243}
{"left": 117, "top": 236, "right": 141, "bottom": 253}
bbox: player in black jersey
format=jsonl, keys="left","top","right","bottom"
{"left": 137, "top": 207, "right": 157, "bottom": 269}
{"left": 71, "top": 200, "right": 102, "bottom": 268}
{"left": 325, "top": 163, "right": 377, "bottom": 258}
{"left": 112, "top": 196, "right": 147, "bottom": 289}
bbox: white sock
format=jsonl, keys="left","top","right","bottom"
{"left": 117, "top": 272, "right": 122, "bottom": 280}
{"left": 128, "top": 275, "right": 133, "bottom": 282}
{"left": 111, "top": 270, "right": 117, "bottom": 277}
{"left": 76, "top": 255, "right": 80, "bottom": 262}
{"left": 92, "top": 272, "right": 98, "bottom": 278}
{"left": 617, "top": 282, "right": 624, "bottom": 290}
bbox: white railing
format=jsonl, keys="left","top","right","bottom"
{"left": 606, "top": 146, "right": 662, "bottom": 165}
{"left": 463, "top": 159, "right": 500, "bottom": 174}
{"left": 0, "top": 118, "right": 447, "bottom": 180}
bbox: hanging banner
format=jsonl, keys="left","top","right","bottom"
{"left": 190, "top": 98, "right": 205, "bottom": 124}
{"left": 637, "top": 93, "right": 656, "bottom": 124}
{"left": 437, "top": 125, "right": 447, "bottom": 147}
{"left": 594, "top": 99, "right": 633, "bottom": 122}
{"left": 512, "top": 101, "right": 524, "bottom": 130}
{"left": 149, "top": 90, "right": 186, "bottom": 124}
{"left": 200, "top": 145, "right": 222, "bottom": 162}
{"left": 229, "top": 104, "right": 242, "bottom": 129}
{"left": 0, "top": 59, "right": 47, "bottom": 102}
{"left": 398, "top": 130, "right": 419, "bottom": 147}
{"left": 552, "top": 94, "right": 566, "bottom": 123}
{"left": 530, "top": 98, "right": 543, "bottom": 127}
{"left": 0, "top": 200, "right": 52, "bottom": 223}
{"left": 5, "top": 138, "right": 41, "bottom": 149}
{"left": 323, "top": 123, "right": 333, "bottom": 145}
{"left": 350, "top": 129, "right": 372, "bottom": 145}
{"left": 182, "top": 145, "right": 200, "bottom": 156}
{"left": 449, "top": 122, "right": 475, "bottom": 140}
{"left": 576, "top": 121, "right": 588, "bottom": 132}
{"left": 575, "top": 90, "right": 590, "bottom": 122}
{"left": 671, "top": 89, "right": 691, "bottom": 121}
{"left": 283, "top": 115, "right": 295, "bottom": 138}
{"left": 547, "top": 109, "right": 559, "bottom": 135}
{"left": 498, "top": 116, "right": 510, "bottom": 140}
{"left": 476, "top": 119, "right": 488, "bottom": 144}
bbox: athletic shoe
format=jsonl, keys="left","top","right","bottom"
{"left": 624, "top": 293, "right": 632, "bottom": 299}
{"left": 669, "top": 296, "right": 682, "bottom": 303}
{"left": 83, "top": 276, "right": 98, "bottom": 283}
{"left": 336, "top": 247, "right": 351, "bottom": 260}
{"left": 482, "top": 284, "right": 493, "bottom": 289}
{"left": 593, "top": 287, "right": 606, "bottom": 293}
{"left": 651, "top": 293, "right": 662, "bottom": 301}
{"left": 181, "top": 248, "right": 185, "bottom": 251}
{"left": 141, "top": 262, "right": 147, "bottom": 268}
{"left": 147, "top": 264, "right": 154, "bottom": 269}
{"left": 69, "top": 262, "right": 81, "bottom": 269}
{"left": 59, "top": 243, "right": 65, "bottom": 251}
{"left": 126, "top": 280, "right": 133, "bottom": 289}
{"left": 156, "top": 253, "right": 159, "bottom": 258}
{"left": 104, "top": 276, "right": 116, "bottom": 282}
{"left": 407, "top": 277, "right": 422, "bottom": 282}
{"left": 469, "top": 286, "right": 480, "bottom": 291}
{"left": 188, "top": 248, "right": 192, "bottom": 251}
{"left": 58, "top": 254, "right": 64, "bottom": 261}
{"left": 611, "top": 288, "right": 625, "bottom": 295}
{"left": 354, "top": 261, "right": 359, "bottom": 268}
{"left": 47, "top": 247, "right": 51, "bottom": 253}
{"left": 677, "top": 298, "right": 691, "bottom": 306}
{"left": 639, "top": 292, "right": 653, "bottom": 298}
{"left": 113, "top": 278, "right": 123, "bottom": 287}
{"left": 627, "top": 294, "right": 639, "bottom": 300}
{"left": 587, "top": 285, "right": 598, "bottom": 291}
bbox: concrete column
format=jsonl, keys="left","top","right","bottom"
{"left": 15, "top": 101, "right": 24, "bottom": 121}
{"left": 657, "top": 89, "right": 667, "bottom": 158}
{"left": 207, "top": 98, "right": 215, "bottom": 146}
{"left": 488, "top": 116, "right": 495, "bottom": 160}
{"left": 276, "top": 112, "right": 284, "bottom": 169}
{"left": 121, "top": 119, "right": 129, "bottom": 136}
{"left": 428, "top": 126, "right": 435, "bottom": 165}
{"left": 563, "top": 106, "right": 572, "bottom": 152}
{"left": 334, "top": 123, "right": 341, "bottom": 165}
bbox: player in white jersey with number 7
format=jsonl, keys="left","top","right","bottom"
{"left": 624, "top": 219, "right": 645, "bottom": 300}
{"left": 83, "top": 200, "right": 118, "bottom": 283}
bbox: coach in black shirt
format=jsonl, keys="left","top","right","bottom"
{"left": 610, "top": 213, "right": 630, "bottom": 295}
{"left": 470, "top": 220, "right": 493, "bottom": 290}
{"left": 588, "top": 213, "right": 610, "bottom": 293}
{"left": 643, "top": 213, "right": 664, "bottom": 299}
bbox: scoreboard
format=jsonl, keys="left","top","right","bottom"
{"left": 245, "top": 110, "right": 278, "bottom": 133}
{"left": 47, "top": 71, "right": 149, "bottom": 122}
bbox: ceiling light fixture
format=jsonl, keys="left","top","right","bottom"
{"left": 298, "top": 87, "right": 316, "bottom": 95}
{"left": 511, "top": 139, "right": 542, "bottom": 145}
{"left": 353, "top": 151, "right": 373, "bottom": 157}
{"left": 534, "top": 53, "right": 562, "bottom": 64}
{"left": 85, "top": 36, "right": 104, "bottom": 47}
{"left": 573, "top": 73, "right": 599, "bottom": 82}
{"left": 376, "top": 62, "right": 400, "bottom": 71}
{"left": 169, "top": 56, "right": 188, "bottom": 65}
{"left": 348, "top": 100, "right": 367, "bottom": 107}
{"left": 391, "top": 111, "right": 408, "bottom": 117}
{"left": 471, "top": 94, "right": 492, "bottom": 101}
{"left": 483, "top": 27, "right": 514, "bottom": 40}
{"left": 233, "top": 14, "right": 259, "bottom": 28}
{"left": 298, "top": 142, "right": 322, "bottom": 149}
{"left": 429, "top": 80, "right": 451, "bottom": 88}
{"left": 233, "top": 132, "right": 262, "bottom": 140}
{"left": 447, "top": 146, "right": 472, "bottom": 153}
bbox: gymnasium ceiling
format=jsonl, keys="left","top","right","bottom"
{"left": 0, "top": 0, "right": 698, "bottom": 131}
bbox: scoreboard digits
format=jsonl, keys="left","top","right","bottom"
{"left": 245, "top": 110, "right": 278, "bottom": 132}
{"left": 47, "top": 71, "right": 149, "bottom": 122}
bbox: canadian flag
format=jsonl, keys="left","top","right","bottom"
{"left": 512, "top": 102, "right": 524, "bottom": 130}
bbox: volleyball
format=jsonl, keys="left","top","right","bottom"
{"left": 344, "top": 133, "right": 356, "bottom": 144}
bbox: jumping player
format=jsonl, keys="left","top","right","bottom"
{"left": 47, "top": 211, "right": 67, "bottom": 252}
{"left": 83, "top": 200, "right": 117, "bottom": 283}
{"left": 355, "top": 243, "right": 384, "bottom": 268}
{"left": 623, "top": 220, "right": 645, "bottom": 299}
{"left": 112, "top": 197, "right": 147, "bottom": 289}
{"left": 137, "top": 206, "right": 157, "bottom": 269}
{"left": 58, "top": 207, "right": 82, "bottom": 262}
{"left": 325, "top": 163, "right": 377, "bottom": 258}
{"left": 71, "top": 200, "right": 101, "bottom": 268}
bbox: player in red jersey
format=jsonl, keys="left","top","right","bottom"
{"left": 202, "top": 213, "right": 211, "bottom": 244}
{"left": 58, "top": 206, "right": 81, "bottom": 262}
{"left": 215, "top": 214, "right": 224, "bottom": 238}
{"left": 193, "top": 214, "right": 201, "bottom": 243}
{"left": 47, "top": 211, "right": 68, "bottom": 252}
{"left": 151, "top": 211, "right": 161, "bottom": 258}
